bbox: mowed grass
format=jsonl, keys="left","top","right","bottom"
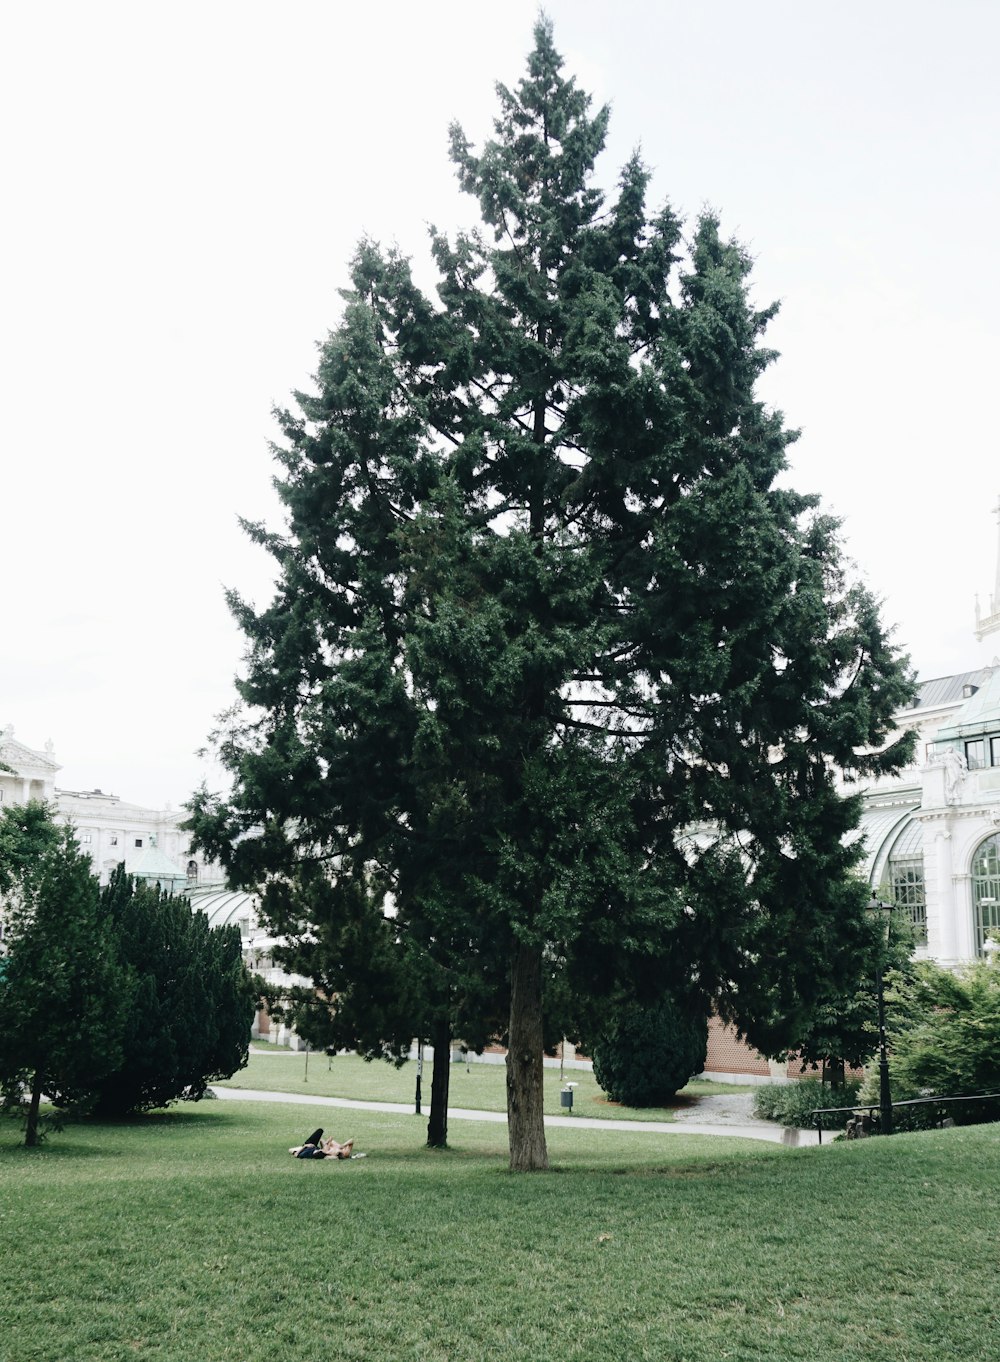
{"left": 220, "top": 1049, "right": 746, "bottom": 1121}
{"left": 1, "top": 1101, "right": 998, "bottom": 1362}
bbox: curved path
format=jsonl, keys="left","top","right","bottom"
{"left": 209, "top": 1084, "right": 820, "bottom": 1146}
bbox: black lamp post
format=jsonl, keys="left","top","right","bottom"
{"left": 869, "top": 891, "right": 894, "bottom": 1136}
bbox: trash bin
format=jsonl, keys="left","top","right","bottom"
{"left": 560, "top": 1087, "right": 574, "bottom": 1111}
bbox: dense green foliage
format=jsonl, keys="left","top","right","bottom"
{"left": 590, "top": 998, "right": 707, "bottom": 1106}
{"left": 753, "top": 1077, "right": 862, "bottom": 1131}
{"left": 189, "top": 21, "right": 913, "bottom": 1171}
{"left": 782, "top": 903, "right": 916, "bottom": 1085}
{"left": 0, "top": 803, "right": 127, "bottom": 1144}
{"left": 0, "top": 807, "right": 253, "bottom": 1134}
{"left": 48, "top": 869, "right": 255, "bottom": 1117}
{"left": 2, "top": 1104, "right": 999, "bottom": 1362}
{"left": 0, "top": 798, "right": 61, "bottom": 894}
{"left": 859, "top": 957, "right": 1000, "bottom": 1126}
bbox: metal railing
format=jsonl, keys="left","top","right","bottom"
{"left": 810, "top": 1091, "right": 1000, "bottom": 1145}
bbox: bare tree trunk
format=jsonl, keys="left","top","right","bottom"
{"left": 25, "top": 1070, "right": 43, "bottom": 1148}
{"left": 427, "top": 1017, "right": 451, "bottom": 1148}
{"left": 506, "top": 942, "right": 548, "bottom": 1171}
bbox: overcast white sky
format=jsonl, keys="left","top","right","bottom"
{"left": 3, "top": 1, "right": 998, "bottom": 809}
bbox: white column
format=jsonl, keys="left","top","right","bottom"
{"left": 935, "top": 830, "right": 958, "bottom": 962}
{"left": 953, "top": 874, "right": 975, "bottom": 960}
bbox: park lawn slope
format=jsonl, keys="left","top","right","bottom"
{"left": 0, "top": 1102, "right": 997, "bottom": 1361}
{"left": 218, "top": 1049, "right": 745, "bottom": 1121}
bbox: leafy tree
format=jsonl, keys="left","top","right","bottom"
{"left": 774, "top": 904, "right": 917, "bottom": 1088}
{"left": 861, "top": 956, "right": 1000, "bottom": 1124}
{"left": 48, "top": 868, "right": 256, "bottom": 1117}
{"left": 189, "top": 21, "right": 913, "bottom": 1171}
{"left": 0, "top": 798, "right": 61, "bottom": 894}
{"left": 0, "top": 803, "right": 126, "bottom": 1145}
{"left": 590, "top": 998, "right": 708, "bottom": 1107}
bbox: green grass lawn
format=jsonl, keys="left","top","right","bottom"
{"left": 220, "top": 1049, "right": 746, "bottom": 1122}
{"left": 2, "top": 1100, "right": 998, "bottom": 1361}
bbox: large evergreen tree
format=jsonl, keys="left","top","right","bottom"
{"left": 189, "top": 21, "right": 913, "bottom": 1170}
{"left": 0, "top": 804, "right": 127, "bottom": 1146}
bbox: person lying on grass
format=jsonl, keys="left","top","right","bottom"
{"left": 289, "top": 1128, "right": 355, "bottom": 1160}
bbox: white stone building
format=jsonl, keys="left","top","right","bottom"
{"left": 0, "top": 730, "right": 299, "bottom": 1038}
{"left": 852, "top": 667, "right": 1000, "bottom": 964}
{"left": 703, "top": 498, "right": 1000, "bottom": 1079}
{"left": 850, "top": 497, "right": 1000, "bottom": 965}
{"left": 0, "top": 725, "right": 213, "bottom": 892}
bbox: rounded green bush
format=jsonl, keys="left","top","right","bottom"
{"left": 591, "top": 998, "right": 708, "bottom": 1107}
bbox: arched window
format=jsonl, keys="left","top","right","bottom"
{"left": 186, "top": 860, "right": 198, "bottom": 883}
{"left": 879, "top": 819, "right": 926, "bottom": 946}
{"left": 971, "top": 833, "right": 1000, "bottom": 957}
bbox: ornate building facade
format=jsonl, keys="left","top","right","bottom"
{"left": 0, "top": 725, "right": 209, "bottom": 892}
{"left": 849, "top": 496, "right": 1000, "bottom": 966}
{"left": 704, "top": 495, "right": 1000, "bottom": 1079}
{"left": 853, "top": 667, "right": 1000, "bottom": 965}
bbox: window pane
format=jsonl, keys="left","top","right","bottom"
{"left": 966, "top": 740, "right": 986, "bottom": 770}
{"left": 889, "top": 857, "right": 927, "bottom": 946}
{"left": 972, "top": 834, "right": 1000, "bottom": 956}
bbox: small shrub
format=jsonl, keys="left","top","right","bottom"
{"left": 590, "top": 998, "right": 707, "bottom": 1107}
{"left": 753, "top": 1078, "right": 861, "bottom": 1131}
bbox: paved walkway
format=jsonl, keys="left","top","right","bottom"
{"left": 210, "top": 1085, "right": 821, "bottom": 1146}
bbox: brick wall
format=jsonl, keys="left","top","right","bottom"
{"left": 704, "top": 1016, "right": 774, "bottom": 1077}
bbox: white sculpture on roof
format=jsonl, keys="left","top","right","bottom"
{"left": 941, "top": 747, "right": 967, "bottom": 805}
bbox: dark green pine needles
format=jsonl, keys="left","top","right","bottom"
{"left": 188, "top": 18, "right": 915, "bottom": 1171}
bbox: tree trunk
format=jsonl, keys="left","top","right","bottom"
{"left": 506, "top": 942, "right": 548, "bottom": 1171}
{"left": 426, "top": 1017, "right": 451, "bottom": 1148}
{"left": 25, "top": 1070, "right": 43, "bottom": 1148}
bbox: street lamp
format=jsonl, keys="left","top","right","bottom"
{"left": 869, "top": 891, "right": 895, "bottom": 1136}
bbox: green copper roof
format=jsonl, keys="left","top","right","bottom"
{"left": 124, "top": 846, "right": 188, "bottom": 882}
{"left": 933, "top": 666, "right": 1000, "bottom": 743}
